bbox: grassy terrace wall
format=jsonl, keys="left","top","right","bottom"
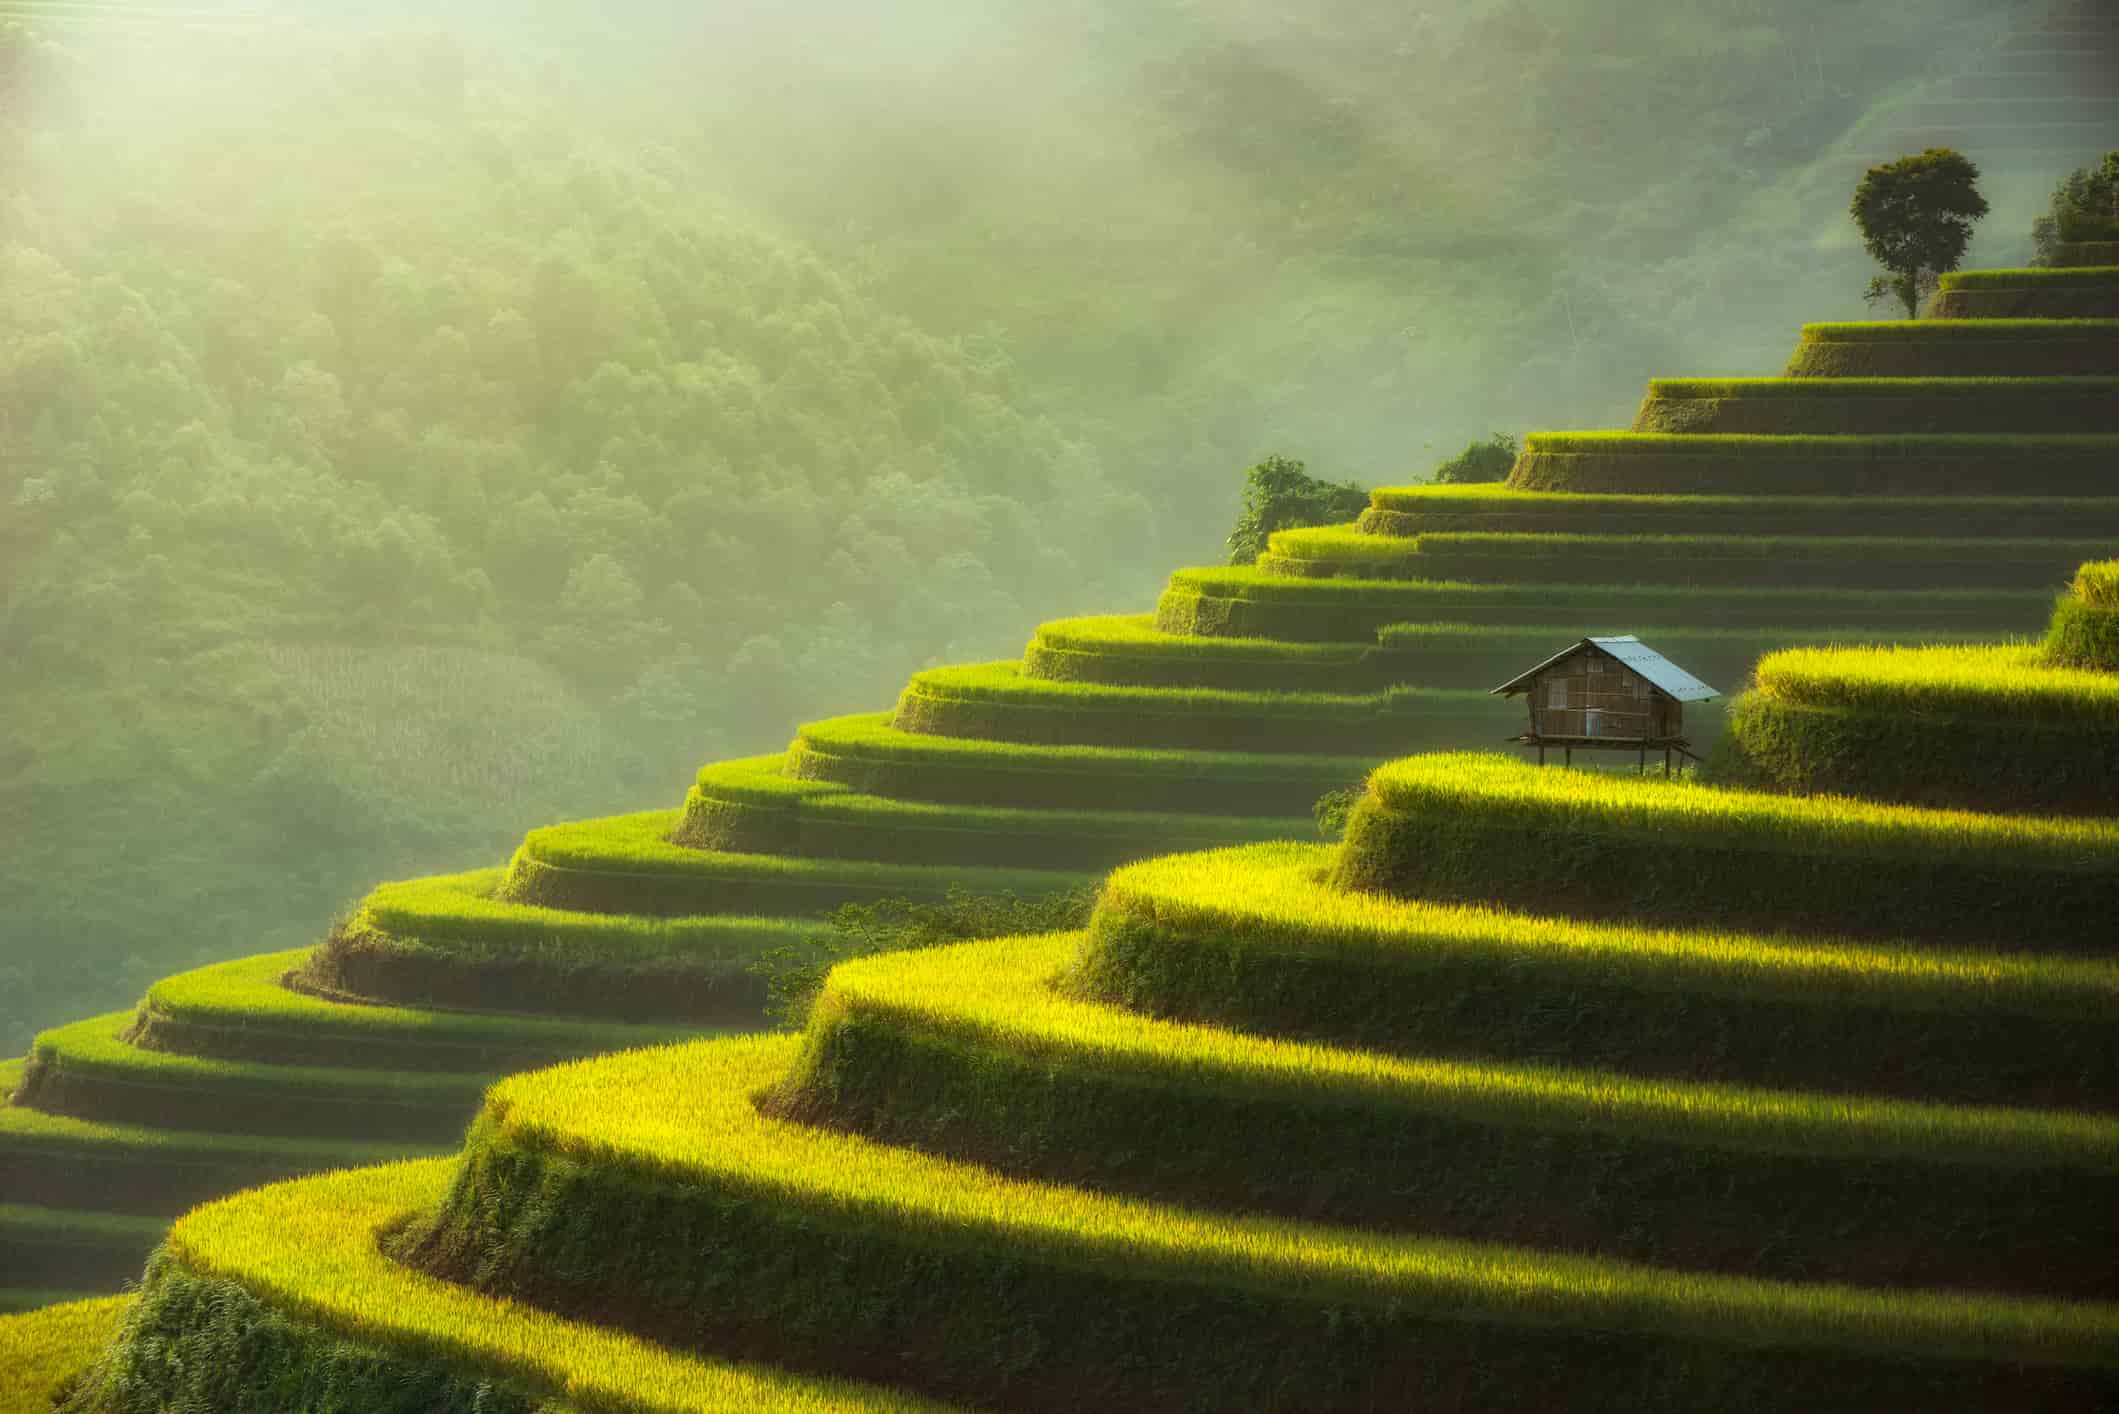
{"left": 1331, "top": 753, "right": 2119, "bottom": 952}
{"left": 1929, "top": 269, "right": 2119, "bottom": 320}
{"left": 1781, "top": 321, "right": 2119, "bottom": 378}
{"left": 1501, "top": 433, "right": 2119, "bottom": 496}
{"left": 1623, "top": 377, "right": 2119, "bottom": 435}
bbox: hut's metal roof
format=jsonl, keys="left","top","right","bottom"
{"left": 1490, "top": 636, "right": 1721, "bottom": 702}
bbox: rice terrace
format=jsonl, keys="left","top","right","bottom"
{"left": 1, "top": 1, "right": 2117, "bottom": 1410}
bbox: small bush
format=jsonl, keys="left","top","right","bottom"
{"left": 2033, "top": 152, "right": 2119, "bottom": 267}
{"left": 1428, "top": 432, "right": 1518, "bottom": 484}
{"left": 1224, "top": 454, "right": 1369, "bottom": 566}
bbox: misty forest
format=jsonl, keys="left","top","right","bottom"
{"left": 2, "top": 0, "right": 2117, "bottom": 1410}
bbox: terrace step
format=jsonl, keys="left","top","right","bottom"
{"left": 387, "top": 1036, "right": 2119, "bottom": 1414}
{"left": 88, "top": 1160, "right": 957, "bottom": 1413}
{"left": 677, "top": 754, "right": 1315, "bottom": 869}
{"left": 772, "top": 933, "right": 2119, "bottom": 1296}
{"left": 1784, "top": 322, "right": 2119, "bottom": 378}
{"left": 1331, "top": 753, "right": 2119, "bottom": 956}
{"left": 0, "top": 1203, "right": 166, "bottom": 1292}
{"left": 1071, "top": 843, "right": 2119, "bottom": 1112}
{"left": 786, "top": 712, "right": 1379, "bottom": 817}
{"left": 0, "top": 1058, "right": 439, "bottom": 1215}
{"left": 1155, "top": 567, "right": 2052, "bottom": 643}
{"left": 1359, "top": 485, "right": 2119, "bottom": 539}
{"left": 1618, "top": 376, "right": 2119, "bottom": 435}
{"left": 12, "top": 1010, "right": 492, "bottom": 1142}
{"left": 1021, "top": 613, "right": 1417, "bottom": 692}
{"left": 1505, "top": 432, "right": 2119, "bottom": 496}
{"left": 0, "top": 1296, "right": 129, "bottom": 1412}
{"left": 295, "top": 867, "right": 808, "bottom": 1023}
{"left": 1260, "top": 525, "right": 2107, "bottom": 591}
{"left": 500, "top": 806, "right": 1095, "bottom": 915}
{"left": 893, "top": 661, "right": 1500, "bottom": 753}
{"left": 129, "top": 947, "right": 698, "bottom": 1071}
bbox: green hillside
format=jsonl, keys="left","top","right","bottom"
{"left": 5, "top": 220, "right": 2117, "bottom": 1406}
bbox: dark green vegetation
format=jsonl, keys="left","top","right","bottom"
{"left": 0, "top": 0, "right": 2064, "bottom": 1058}
{"left": 2032, "top": 151, "right": 2119, "bottom": 265}
{"left": 1223, "top": 454, "right": 1370, "bottom": 566}
{"left": 1849, "top": 146, "right": 1989, "bottom": 317}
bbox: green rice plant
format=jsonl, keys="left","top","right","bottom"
{"left": 1070, "top": 843, "right": 2119, "bottom": 1110}
{"left": 295, "top": 866, "right": 812, "bottom": 1022}
{"left": 2072, "top": 560, "right": 2119, "bottom": 608}
{"left": 1022, "top": 614, "right": 1414, "bottom": 692}
{"left": 387, "top": 1035, "right": 2119, "bottom": 1414}
{"left": 1717, "top": 641, "right": 2119, "bottom": 814}
{"left": 2044, "top": 562, "right": 2119, "bottom": 672}
{"left": 1748, "top": 643, "right": 2119, "bottom": 722}
{"left": 891, "top": 660, "right": 1501, "bottom": 752}
{"left": 1784, "top": 321, "right": 2119, "bottom": 377}
{"left": 787, "top": 712, "right": 1380, "bottom": 816}
{"left": 131, "top": 948, "right": 698, "bottom": 1071}
{"left": 1507, "top": 432, "right": 2119, "bottom": 496}
{"left": 1331, "top": 752, "right": 2119, "bottom": 953}
{"left": 15, "top": 1011, "right": 490, "bottom": 1142}
{"left": 54, "top": 1162, "right": 956, "bottom": 1414}
{"left": 0, "top": 1058, "right": 439, "bottom": 1214}
{"left": 0, "top": 1295, "right": 128, "bottom": 1412}
{"left": 0, "top": 1205, "right": 166, "bottom": 1291}
{"left": 1264, "top": 527, "right": 2104, "bottom": 591}
{"left": 676, "top": 754, "right": 1312, "bottom": 870}
{"left": 501, "top": 806, "right": 1094, "bottom": 916}
{"left": 1360, "top": 486, "right": 2119, "bottom": 539}
{"left": 1157, "top": 567, "right": 2048, "bottom": 642}
{"left": 770, "top": 933, "right": 2119, "bottom": 1294}
{"left": 1940, "top": 269, "right": 2119, "bottom": 290}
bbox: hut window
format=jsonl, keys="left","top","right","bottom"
{"left": 1584, "top": 709, "right": 1605, "bottom": 736}
{"left": 1547, "top": 679, "right": 1568, "bottom": 709}
{"left": 1587, "top": 656, "right": 1604, "bottom": 675}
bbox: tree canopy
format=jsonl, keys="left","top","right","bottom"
{"left": 1851, "top": 148, "right": 1990, "bottom": 318}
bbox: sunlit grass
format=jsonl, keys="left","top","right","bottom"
{"left": 1086, "top": 843, "right": 2117, "bottom": 1020}
{"left": 1751, "top": 643, "right": 2119, "bottom": 722}
{"left": 142, "top": 948, "right": 695, "bottom": 1053}
{"left": 133, "top": 1160, "right": 959, "bottom": 1413}
{"left": 901, "top": 660, "right": 1486, "bottom": 716}
{"left": 357, "top": 864, "right": 818, "bottom": 966}
{"left": 1361, "top": 752, "right": 2119, "bottom": 868}
{"left": 511, "top": 807, "right": 1089, "bottom": 894}
{"left": 810, "top": 932, "right": 2119, "bottom": 1169}
{"left": 0, "top": 1296, "right": 129, "bottom": 1413}
{"left": 686, "top": 754, "right": 1308, "bottom": 847}
{"left": 448, "top": 1035, "right": 2119, "bottom": 1369}
{"left": 790, "top": 711, "right": 1379, "bottom": 779}
{"left": 2073, "top": 560, "right": 2119, "bottom": 608}
{"left": 1029, "top": 614, "right": 1373, "bottom": 663}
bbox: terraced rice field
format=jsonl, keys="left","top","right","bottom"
{"left": 11, "top": 207, "right": 2119, "bottom": 1408}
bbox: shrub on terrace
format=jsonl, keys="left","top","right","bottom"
{"left": 1429, "top": 432, "right": 1520, "bottom": 484}
{"left": 1225, "top": 454, "right": 1369, "bottom": 566}
{"left": 2033, "top": 153, "right": 2119, "bottom": 267}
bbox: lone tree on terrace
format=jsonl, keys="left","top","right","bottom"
{"left": 1850, "top": 147, "right": 1988, "bottom": 318}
